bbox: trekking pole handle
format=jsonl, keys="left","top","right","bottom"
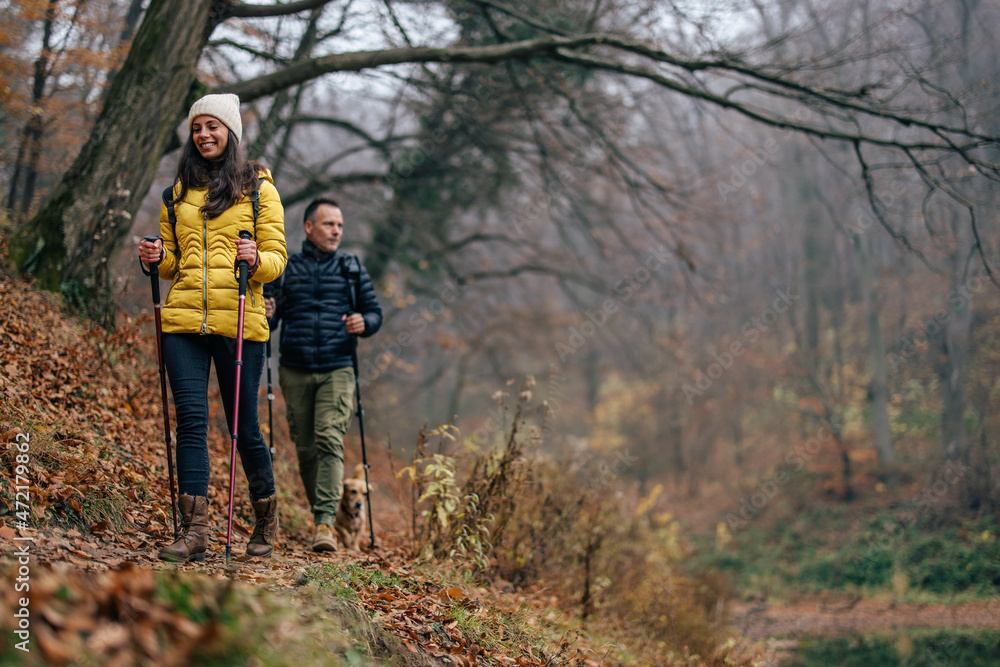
{"left": 143, "top": 235, "right": 161, "bottom": 302}
{"left": 237, "top": 230, "right": 252, "bottom": 295}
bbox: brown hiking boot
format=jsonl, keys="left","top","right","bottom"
{"left": 246, "top": 494, "right": 279, "bottom": 558}
{"left": 159, "top": 495, "right": 210, "bottom": 563}
{"left": 312, "top": 523, "right": 337, "bottom": 552}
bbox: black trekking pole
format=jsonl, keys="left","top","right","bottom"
{"left": 145, "top": 235, "right": 178, "bottom": 539}
{"left": 266, "top": 335, "right": 275, "bottom": 456}
{"left": 226, "top": 230, "right": 253, "bottom": 567}
{"left": 351, "top": 340, "right": 376, "bottom": 550}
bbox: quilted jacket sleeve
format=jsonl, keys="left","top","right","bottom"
{"left": 251, "top": 178, "right": 286, "bottom": 285}
{"left": 156, "top": 187, "right": 180, "bottom": 280}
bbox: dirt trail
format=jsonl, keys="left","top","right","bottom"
{"left": 0, "top": 271, "right": 579, "bottom": 665}
{"left": 5, "top": 514, "right": 410, "bottom": 586}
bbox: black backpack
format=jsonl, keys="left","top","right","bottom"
{"left": 339, "top": 253, "right": 361, "bottom": 312}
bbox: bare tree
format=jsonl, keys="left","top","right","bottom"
{"left": 5, "top": 0, "right": 996, "bottom": 319}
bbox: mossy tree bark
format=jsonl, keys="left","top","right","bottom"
{"left": 9, "top": 0, "right": 221, "bottom": 295}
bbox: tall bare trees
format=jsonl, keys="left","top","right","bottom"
{"left": 3, "top": 0, "right": 1000, "bottom": 503}
{"left": 7, "top": 0, "right": 997, "bottom": 301}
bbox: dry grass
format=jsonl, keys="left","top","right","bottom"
{"left": 395, "top": 383, "right": 769, "bottom": 666}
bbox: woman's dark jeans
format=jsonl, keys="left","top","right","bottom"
{"left": 162, "top": 333, "right": 275, "bottom": 501}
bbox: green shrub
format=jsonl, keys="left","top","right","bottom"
{"left": 693, "top": 511, "right": 1000, "bottom": 599}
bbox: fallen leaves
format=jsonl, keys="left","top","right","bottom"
{"left": 0, "top": 275, "right": 168, "bottom": 534}
{"left": 0, "top": 271, "right": 600, "bottom": 667}
{"left": 0, "top": 561, "right": 224, "bottom": 666}
{"left": 322, "top": 558, "right": 553, "bottom": 667}
{"left": 441, "top": 586, "right": 464, "bottom": 599}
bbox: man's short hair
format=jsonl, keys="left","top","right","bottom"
{"left": 303, "top": 197, "right": 340, "bottom": 224}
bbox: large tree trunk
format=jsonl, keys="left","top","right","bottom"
{"left": 9, "top": 0, "right": 221, "bottom": 295}
{"left": 936, "top": 0, "right": 986, "bottom": 469}
{"left": 853, "top": 232, "right": 895, "bottom": 472}
{"left": 940, "top": 239, "right": 972, "bottom": 463}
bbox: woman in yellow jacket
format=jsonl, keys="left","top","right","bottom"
{"left": 138, "top": 94, "right": 287, "bottom": 563}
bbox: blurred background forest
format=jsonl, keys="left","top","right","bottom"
{"left": 3, "top": 0, "right": 1000, "bottom": 662}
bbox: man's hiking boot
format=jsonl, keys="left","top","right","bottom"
{"left": 246, "top": 494, "right": 279, "bottom": 558}
{"left": 312, "top": 523, "right": 337, "bottom": 552}
{"left": 159, "top": 495, "right": 210, "bottom": 562}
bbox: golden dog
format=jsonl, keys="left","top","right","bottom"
{"left": 335, "top": 463, "right": 374, "bottom": 551}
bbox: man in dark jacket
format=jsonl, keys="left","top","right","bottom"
{"left": 264, "top": 196, "right": 382, "bottom": 551}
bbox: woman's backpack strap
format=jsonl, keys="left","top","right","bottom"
{"left": 163, "top": 180, "right": 262, "bottom": 246}
{"left": 251, "top": 186, "right": 260, "bottom": 238}
{"left": 161, "top": 186, "right": 180, "bottom": 257}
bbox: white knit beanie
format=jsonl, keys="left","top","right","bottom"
{"left": 187, "top": 93, "right": 242, "bottom": 144}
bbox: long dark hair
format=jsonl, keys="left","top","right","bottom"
{"left": 171, "top": 130, "right": 264, "bottom": 219}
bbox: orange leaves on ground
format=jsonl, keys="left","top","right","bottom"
{"left": 0, "top": 274, "right": 163, "bottom": 532}
{"left": 0, "top": 270, "right": 599, "bottom": 666}
{"left": 339, "top": 559, "right": 549, "bottom": 667}
{"left": 0, "top": 561, "right": 217, "bottom": 666}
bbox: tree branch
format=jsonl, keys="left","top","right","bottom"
{"left": 468, "top": 0, "right": 570, "bottom": 37}
{"left": 458, "top": 263, "right": 607, "bottom": 292}
{"left": 227, "top": 0, "right": 337, "bottom": 19}
{"left": 290, "top": 115, "right": 411, "bottom": 155}
{"left": 281, "top": 172, "right": 387, "bottom": 206}
{"left": 550, "top": 49, "right": 993, "bottom": 154}
{"left": 224, "top": 34, "right": 607, "bottom": 101}
{"left": 208, "top": 38, "right": 289, "bottom": 64}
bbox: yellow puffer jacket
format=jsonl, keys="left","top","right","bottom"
{"left": 156, "top": 169, "right": 287, "bottom": 342}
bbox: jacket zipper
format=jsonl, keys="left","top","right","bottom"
{"left": 200, "top": 212, "right": 208, "bottom": 334}
{"left": 313, "top": 255, "right": 320, "bottom": 365}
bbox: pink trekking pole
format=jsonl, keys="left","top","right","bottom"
{"left": 226, "top": 230, "right": 253, "bottom": 566}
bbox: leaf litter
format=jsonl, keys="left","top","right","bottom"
{"left": 0, "top": 267, "right": 600, "bottom": 665}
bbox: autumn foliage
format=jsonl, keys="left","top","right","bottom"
{"left": 1, "top": 0, "right": 132, "bottom": 217}
{"left": 0, "top": 258, "right": 168, "bottom": 535}
{"left": 0, "top": 245, "right": 771, "bottom": 665}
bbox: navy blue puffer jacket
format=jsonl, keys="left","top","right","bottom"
{"left": 266, "top": 240, "right": 382, "bottom": 372}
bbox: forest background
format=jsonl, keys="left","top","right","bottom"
{"left": 2, "top": 0, "right": 1000, "bottom": 665}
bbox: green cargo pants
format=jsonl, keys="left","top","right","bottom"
{"left": 278, "top": 365, "right": 355, "bottom": 526}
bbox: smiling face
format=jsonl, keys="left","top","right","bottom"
{"left": 190, "top": 114, "right": 229, "bottom": 161}
{"left": 304, "top": 204, "right": 344, "bottom": 253}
